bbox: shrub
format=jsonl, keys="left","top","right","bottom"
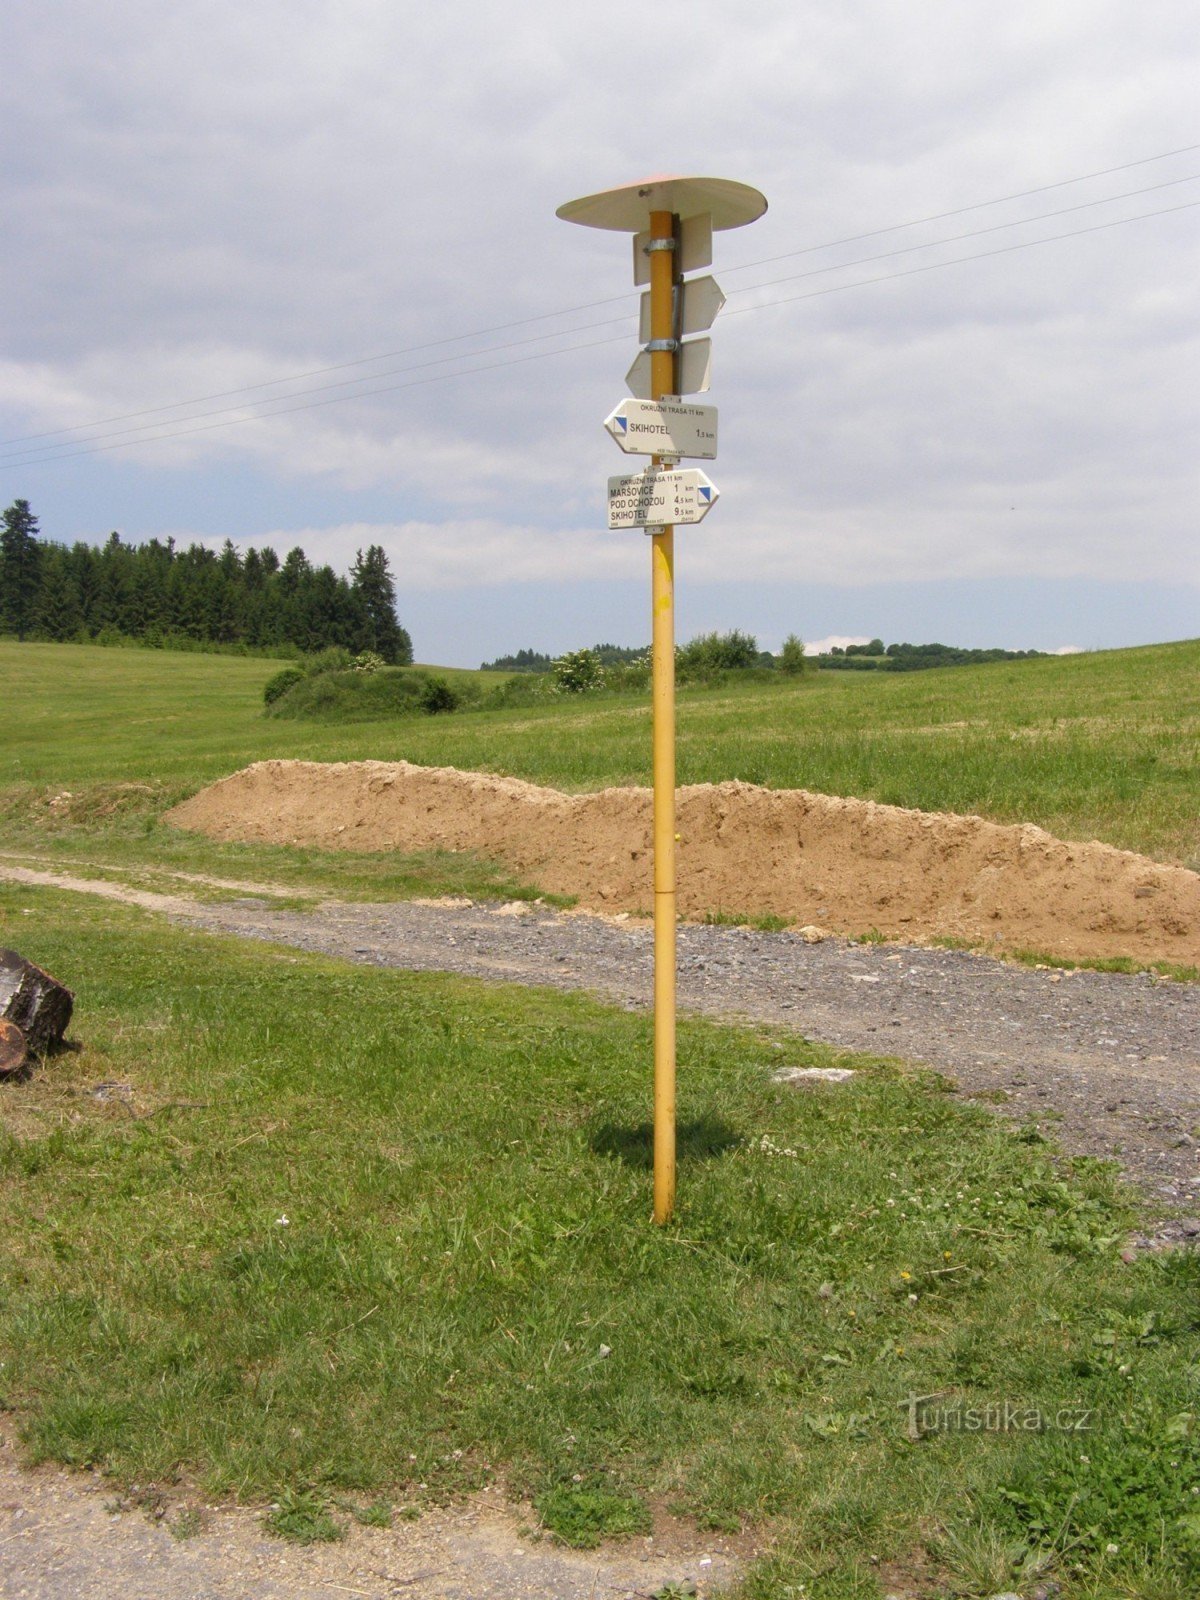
{"left": 262, "top": 666, "right": 305, "bottom": 706}
{"left": 778, "top": 634, "right": 809, "bottom": 676}
{"left": 419, "top": 675, "right": 459, "bottom": 714}
{"left": 553, "top": 648, "right": 606, "bottom": 694}
{"left": 676, "top": 629, "right": 759, "bottom": 678}
{"left": 306, "top": 646, "right": 353, "bottom": 676}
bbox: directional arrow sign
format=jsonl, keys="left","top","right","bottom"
{"left": 633, "top": 212, "right": 713, "bottom": 286}
{"left": 607, "top": 468, "right": 720, "bottom": 529}
{"left": 604, "top": 398, "right": 718, "bottom": 460}
{"left": 626, "top": 336, "right": 711, "bottom": 400}
{"left": 639, "top": 275, "right": 725, "bottom": 344}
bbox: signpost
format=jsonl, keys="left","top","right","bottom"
{"left": 638, "top": 274, "right": 725, "bottom": 344}
{"left": 625, "top": 336, "right": 712, "bottom": 400}
{"left": 608, "top": 468, "right": 719, "bottom": 529}
{"left": 603, "top": 399, "right": 718, "bottom": 460}
{"left": 557, "top": 174, "right": 767, "bottom": 1223}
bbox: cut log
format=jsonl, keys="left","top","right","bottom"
{"left": 0, "top": 1019, "right": 27, "bottom": 1079}
{"left": 0, "top": 949, "right": 74, "bottom": 1057}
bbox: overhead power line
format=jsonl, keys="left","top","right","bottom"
{"left": 1, "top": 194, "right": 1196, "bottom": 470}
{"left": 3, "top": 176, "right": 1195, "bottom": 468}
{"left": 3, "top": 141, "right": 1197, "bottom": 454}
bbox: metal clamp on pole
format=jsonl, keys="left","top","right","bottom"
{"left": 644, "top": 338, "right": 679, "bottom": 353}
{"left": 644, "top": 236, "right": 676, "bottom": 253}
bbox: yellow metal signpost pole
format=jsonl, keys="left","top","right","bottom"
{"left": 556, "top": 175, "right": 766, "bottom": 1225}
{"left": 648, "top": 209, "right": 678, "bottom": 1223}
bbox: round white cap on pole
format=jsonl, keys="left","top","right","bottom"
{"left": 556, "top": 174, "right": 766, "bottom": 232}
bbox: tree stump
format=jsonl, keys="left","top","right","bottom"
{"left": 0, "top": 1019, "right": 27, "bottom": 1079}
{"left": 0, "top": 949, "right": 74, "bottom": 1059}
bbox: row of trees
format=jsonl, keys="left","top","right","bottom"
{"left": 0, "top": 501, "right": 412, "bottom": 663}
{"left": 820, "top": 639, "right": 1045, "bottom": 671}
{"left": 483, "top": 632, "right": 810, "bottom": 676}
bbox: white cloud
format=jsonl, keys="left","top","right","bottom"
{"left": 2, "top": 0, "right": 1197, "bottom": 642}
{"left": 804, "top": 635, "right": 873, "bottom": 655}
{"left": 239, "top": 520, "right": 644, "bottom": 591}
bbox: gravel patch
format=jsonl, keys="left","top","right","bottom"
{"left": 3, "top": 861, "right": 1197, "bottom": 1244}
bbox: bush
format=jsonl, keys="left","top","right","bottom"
{"left": 479, "top": 675, "right": 554, "bottom": 710}
{"left": 262, "top": 666, "right": 306, "bottom": 706}
{"left": 778, "top": 634, "right": 808, "bottom": 676}
{"left": 418, "top": 675, "right": 459, "bottom": 714}
{"left": 306, "top": 646, "right": 353, "bottom": 676}
{"left": 676, "top": 629, "right": 759, "bottom": 678}
{"left": 553, "top": 648, "right": 605, "bottom": 694}
{"left": 265, "top": 667, "right": 426, "bottom": 721}
{"left": 603, "top": 655, "right": 651, "bottom": 693}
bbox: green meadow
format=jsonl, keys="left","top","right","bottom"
{"left": 4, "top": 884, "right": 1199, "bottom": 1597}
{"left": 1, "top": 637, "right": 1199, "bottom": 1597}
{"left": 0, "top": 637, "right": 1196, "bottom": 889}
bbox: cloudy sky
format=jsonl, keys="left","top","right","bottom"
{"left": 2, "top": 1, "right": 1196, "bottom": 664}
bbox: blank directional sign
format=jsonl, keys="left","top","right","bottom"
{"left": 638, "top": 276, "right": 725, "bottom": 344}
{"left": 608, "top": 467, "right": 720, "bottom": 529}
{"left": 626, "top": 336, "right": 711, "bottom": 400}
{"left": 632, "top": 212, "right": 713, "bottom": 286}
{"left": 604, "top": 398, "right": 718, "bottom": 460}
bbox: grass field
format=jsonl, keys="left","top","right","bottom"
{"left": 0, "top": 638, "right": 1197, "bottom": 897}
{"left": 4, "top": 883, "right": 1199, "bottom": 1597}
{"left": 2, "top": 638, "right": 1199, "bottom": 1596}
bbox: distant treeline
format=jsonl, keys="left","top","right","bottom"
{"left": 0, "top": 499, "right": 412, "bottom": 662}
{"left": 485, "top": 633, "right": 1046, "bottom": 675}
{"left": 481, "top": 642, "right": 647, "bottom": 672}
{"left": 820, "top": 638, "right": 1046, "bottom": 671}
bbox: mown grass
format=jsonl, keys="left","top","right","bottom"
{"left": 2, "top": 884, "right": 1198, "bottom": 1596}
{"left": 0, "top": 639, "right": 1197, "bottom": 914}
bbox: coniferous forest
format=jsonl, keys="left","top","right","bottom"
{"left": 0, "top": 500, "right": 412, "bottom": 662}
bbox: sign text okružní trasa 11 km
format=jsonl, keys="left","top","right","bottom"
{"left": 603, "top": 398, "right": 718, "bottom": 460}
{"left": 607, "top": 467, "right": 720, "bottom": 529}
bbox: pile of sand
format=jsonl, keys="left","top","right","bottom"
{"left": 166, "top": 760, "right": 1200, "bottom": 965}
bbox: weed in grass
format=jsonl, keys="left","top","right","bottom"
{"left": 932, "top": 1523, "right": 1052, "bottom": 1595}
{"left": 1009, "top": 948, "right": 1200, "bottom": 984}
{"left": 699, "top": 909, "right": 792, "bottom": 934}
{"left": 350, "top": 1498, "right": 393, "bottom": 1528}
{"left": 263, "top": 1487, "right": 345, "bottom": 1544}
{"left": 534, "top": 1478, "right": 651, "bottom": 1548}
{"left": 167, "top": 1506, "right": 204, "bottom": 1541}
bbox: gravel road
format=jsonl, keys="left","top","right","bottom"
{"left": 2, "top": 866, "right": 1199, "bottom": 1595}
{"left": 3, "top": 861, "right": 1197, "bottom": 1239}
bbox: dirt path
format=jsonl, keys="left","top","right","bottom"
{"left": 3, "top": 860, "right": 1198, "bottom": 1243}
{"left": 0, "top": 1426, "right": 746, "bottom": 1600}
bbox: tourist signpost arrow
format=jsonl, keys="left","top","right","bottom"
{"left": 607, "top": 467, "right": 719, "bottom": 528}
{"left": 638, "top": 274, "right": 725, "bottom": 343}
{"left": 625, "top": 337, "right": 711, "bottom": 400}
{"left": 632, "top": 211, "right": 712, "bottom": 285}
{"left": 557, "top": 174, "right": 767, "bottom": 1224}
{"left": 603, "top": 398, "right": 718, "bottom": 460}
